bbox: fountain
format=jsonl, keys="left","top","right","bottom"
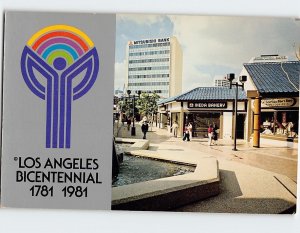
{"left": 113, "top": 144, "right": 195, "bottom": 187}
{"left": 111, "top": 137, "right": 220, "bottom": 211}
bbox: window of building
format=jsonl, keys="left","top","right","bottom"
{"left": 260, "top": 110, "right": 298, "bottom": 138}
{"left": 128, "top": 66, "right": 170, "bottom": 71}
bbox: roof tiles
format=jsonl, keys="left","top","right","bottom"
{"left": 158, "top": 87, "right": 246, "bottom": 105}
{"left": 244, "top": 61, "right": 299, "bottom": 94}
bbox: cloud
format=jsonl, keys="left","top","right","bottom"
{"left": 117, "top": 14, "right": 164, "bottom": 26}
{"left": 115, "top": 15, "right": 300, "bottom": 93}
{"left": 114, "top": 59, "right": 127, "bottom": 90}
{"left": 182, "top": 59, "right": 213, "bottom": 91}
{"left": 167, "top": 15, "right": 300, "bottom": 91}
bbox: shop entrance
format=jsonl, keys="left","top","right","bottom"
{"left": 185, "top": 112, "right": 220, "bottom": 138}
{"left": 236, "top": 114, "right": 245, "bottom": 139}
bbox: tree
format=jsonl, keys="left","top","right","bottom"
{"left": 117, "top": 98, "right": 131, "bottom": 118}
{"left": 136, "top": 92, "right": 160, "bottom": 126}
{"left": 117, "top": 98, "right": 138, "bottom": 119}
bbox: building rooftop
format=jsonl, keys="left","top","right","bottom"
{"left": 244, "top": 61, "right": 299, "bottom": 94}
{"left": 158, "top": 87, "right": 247, "bottom": 105}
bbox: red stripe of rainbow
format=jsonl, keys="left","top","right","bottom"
{"left": 27, "top": 25, "right": 94, "bottom": 66}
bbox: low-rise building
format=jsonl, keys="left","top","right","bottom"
{"left": 158, "top": 58, "right": 299, "bottom": 148}
{"left": 158, "top": 87, "right": 247, "bottom": 139}
{"left": 242, "top": 60, "right": 299, "bottom": 148}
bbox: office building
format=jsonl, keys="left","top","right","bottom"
{"left": 213, "top": 76, "right": 230, "bottom": 87}
{"left": 125, "top": 37, "right": 182, "bottom": 98}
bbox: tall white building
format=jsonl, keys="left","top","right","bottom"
{"left": 213, "top": 76, "right": 230, "bottom": 87}
{"left": 125, "top": 37, "right": 182, "bottom": 98}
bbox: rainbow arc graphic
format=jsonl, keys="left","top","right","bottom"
{"left": 21, "top": 25, "right": 99, "bottom": 148}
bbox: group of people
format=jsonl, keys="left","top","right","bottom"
{"left": 182, "top": 123, "right": 193, "bottom": 141}
{"left": 171, "top": 121, "right": 193, "bottom": 141}
{"left": 171, "top": 121, "right": 218, "bottom": 145}
{"left": 207, "top": 124, "right": 218, "bottom": 146}
{"left": 124, "top": 115, "right": 218, "bottom": 144}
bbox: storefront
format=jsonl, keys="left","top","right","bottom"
{"left": 259, "top": 98, "right": 298, "bottom": 138}
{"left": 242, "top": 60, "right": 299, "bottom": 147}
{"left": 158, "top": 87, "right": 247, "bottom": 139}
{"left": 157, "top": 57, "right": 299, "bottom": 148}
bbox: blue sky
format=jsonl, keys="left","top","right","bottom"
{"left": 115, "top": 14, "right": 300, "bottom": 92}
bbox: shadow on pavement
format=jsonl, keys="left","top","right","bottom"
{"left": 173, "top": 169, "right": 295, "bottom": 214}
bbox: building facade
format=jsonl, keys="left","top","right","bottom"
{"left": 241, "top": 59, "right": 299, "bottom": 148}
{"left": 213, "top": 76, "right": 230, "bottom": 87}
{"left": 158, "top": 87, "right": 247, "bottom": 139}
{"left": 125, "top": 37, "right": 182, "bottom": 98}
{"left": 158, "top": 56, "right": 299, "bottom": 148}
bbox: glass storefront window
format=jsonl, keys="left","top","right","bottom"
{"left": 260, "top": 111, "right": 298, "bottom": 138}
{"left": 185, "top": 112, "right": 220, "bottom": 138}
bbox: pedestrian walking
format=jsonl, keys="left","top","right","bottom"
{"left": 208, "top": 124, "right": 214, "bottom": 146}
{"left": 182, "top": 124, "right": 190, "bottom": 141}
{"left": 127, "top": 118, "right": 131, "bottom": 131}
{"left": 141, "top": 121, "right": 149, "bottom": 139}
{"left": 187, "top": 122, "right": 193, "bottom": 139}
{"left": 171, "top": 121, "right": 179, "bottom": 137}
{"left": 213, "top": 124, "right": 219, "bottom": 145}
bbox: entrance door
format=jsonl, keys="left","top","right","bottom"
{"left": 185, "top": 112, "right": 220, "bottom": 138}
{"left": 236, "top": 114, "right": 245, "bottom": 139}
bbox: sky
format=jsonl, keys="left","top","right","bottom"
{"left": 115, "top": 14, "right": 300, "bottom": 92}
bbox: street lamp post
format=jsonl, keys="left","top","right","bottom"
{"left": 127, "top": 90, "right": 141, "bottom": 136}
{"left": 226, "top": 73, "right": 247, "bottom": 151}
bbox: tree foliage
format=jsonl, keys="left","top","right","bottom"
{"left": 136, "top": 93, "right": 160, "bottom": 120}
{"left": 118, "top": 99, "right": 132, "bottom": 117}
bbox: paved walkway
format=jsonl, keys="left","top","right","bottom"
{"left": 114, "top": 121, "right": 298, "bottom": 213}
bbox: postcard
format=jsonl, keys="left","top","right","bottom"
{"left": 1, "top": 11, "right": 299, "bottom": 214}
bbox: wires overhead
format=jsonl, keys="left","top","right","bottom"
{"left": 280, "top": 62, "right": 299, "bottom": 91}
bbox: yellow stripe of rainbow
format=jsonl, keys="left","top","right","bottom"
{"left": 27, "top": 24, "right": 94, "bottom": 47}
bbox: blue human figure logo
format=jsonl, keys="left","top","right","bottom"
{"left": 20, "top": 25, "right": 99, "bottom": 148}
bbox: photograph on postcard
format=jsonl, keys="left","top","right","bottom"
{"left": 112, "top": 14, "right": 299, "bottom": 214}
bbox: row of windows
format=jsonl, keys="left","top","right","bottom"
{"left": 126, "top": 90, "right": 169, "bottom": 94}
{"left": 128, "top": 90, "right": 169, "bottom": 94}
{"left": 128, "top": 74, "right": 170, "bottom": 79}
{"left": 129, "top": 58, "right": 170, "bottom": 64}
{"left": 129, "top": 42, "right": 170, "bottom": 49}
{"left": 129, "top": 50, "right": 170, "bottom": 56}
{"left": 128, "top": 82, "right": 170, "bottom": 87}
{"left": 128, "top": 66, "right": 169, "bottom": 71}
{"left": 156, "top": 90, "right": 169, "bottom": 94}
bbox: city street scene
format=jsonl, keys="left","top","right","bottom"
{"left": 112, "top": 14, "right": 299, "bottom": 214}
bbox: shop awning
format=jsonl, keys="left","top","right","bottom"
{"left": 244, "top": 61, "right": 299, "bottom": 97}
{"left": 176, "top": 87, "right": 247, "bottom": 101}
{"left": 158, "top": 87, "right": 247, "bottom": 105}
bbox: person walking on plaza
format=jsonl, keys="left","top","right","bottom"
{"left": 171, "top": 121, "right": 179, "bottom": 137}
{"left": 127, "top": 117, "right": 131, "bottom": 131}
{"left": 187, "top": 122, "right": 193, "bottom": 140}
{"left": 213, "top": 124, "right": 219, "bottom": 145}
{"left": 141, "top": 121, "right": 149, "bottom": 139}
{"left": 182, "top": 123, "right": 190, "bottom": 141}
{"left": 208, "top": 124, "right": 214, "bottom": 146}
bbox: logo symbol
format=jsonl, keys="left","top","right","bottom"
{"left": 21, "top": 25, "right": 99, "bottom": 149}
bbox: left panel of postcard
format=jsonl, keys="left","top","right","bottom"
{"left": 1, "top": 11, "right": 116, "bottom": 210}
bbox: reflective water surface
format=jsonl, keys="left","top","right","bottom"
{"left": 113, "top": 143, "right": 195, "bottom": 187}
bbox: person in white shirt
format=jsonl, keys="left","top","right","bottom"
{"left": 171, "top": 121, "right": 179, "bottom": 137}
